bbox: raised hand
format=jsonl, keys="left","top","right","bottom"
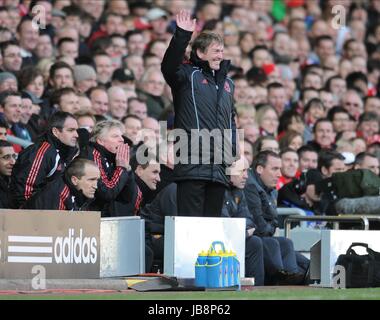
{"left": 176, "top": 10, "right": 196, "bottom": 32}
{"left": 116, "top": 144, "right": 130, "bottom": 170}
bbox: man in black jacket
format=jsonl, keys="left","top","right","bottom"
{"left": 278, "top": 169, "right": 325, "bottom": 217}
{"left": 10, "top": 111, "right": 78, "bottom": 208}
{"left": 161, "top": 10, "right": 237, "bottom": 217}
{"left": 24, "top": 158, "right": 100, "bottom": 211}
{"left": 79, "top": 119, "right": 138, "bottom": 217}
{"left": 0, "top": 140, "right": 16, "bottom": 208}
{"left": 244, "top": 150, "right": 309, "bottom": 285}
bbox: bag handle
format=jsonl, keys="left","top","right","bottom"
{"left": 209, "top": 241, "right": 226, "bottom": 254}
{"left": 347, "top": 242, "right": 376, "bottom": 259}
{"left": 347, "top": 242, "right": 369, "bottom": 252}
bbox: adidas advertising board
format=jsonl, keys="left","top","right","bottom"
{"left": 0, "top": 209, "right": 100, "bottom": 279}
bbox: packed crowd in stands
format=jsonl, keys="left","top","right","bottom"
{"left": 0, "top": 0, "right": 379, "bottom": 285}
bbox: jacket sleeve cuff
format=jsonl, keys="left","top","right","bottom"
{"left": 175, "top": 26, "right": 194, "bottom": 41}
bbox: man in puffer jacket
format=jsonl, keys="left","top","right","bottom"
{"left": 161, "top": 10, "right": 237, "bottom": 217}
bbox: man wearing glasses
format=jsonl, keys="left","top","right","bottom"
{"left": 0, "top": 140, "right": 17, "bottom": 208}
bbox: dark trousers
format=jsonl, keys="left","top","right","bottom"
{"left": 262, "top": 236, "right": 299, "bottom": 275}
{"left": 245, "top": 236, "right": 265, "bottom": 286}
{"left": 145, "top": 244, "right": 154, "bottom": 273}
{"left": 177, "top": 180, "right": 226, "bottom": 217}
{"left": 296, "top": 251, "right": 310, "bottom": 275}
{"left": 145, "top": 236, "right": 164, "bottom": 273}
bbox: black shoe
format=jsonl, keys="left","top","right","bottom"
{"left": 265, "top": 270, "right": 288, "bottom": 285}
{"left": 278, "top": 272, "right": 305, "bottom": 286}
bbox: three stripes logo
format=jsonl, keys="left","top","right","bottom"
{"left": 7, "top": 235, "right": 53, "bottom": 264}
{"left": 6, "top": 229, "right": 97, "bottom": 264}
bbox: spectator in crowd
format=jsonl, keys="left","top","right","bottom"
{"left": 276, "top": 148, "right": 299, "bottom": 190}
{"left": 325, "top": 75, "right": 347, "bottom": 103}
{"left": 241, "top": 139, "right": 254, "bottom": 167}
{"left": 319, "top": 89, "right": 335, "bottom": 111}
{"left": 307, "top": 118, "right": 336, "bottom": 151}
{"left": 77, "top": 93, "right": 92, "bottom": 112}
{"left": 24, "top": 158, "right": 100, "bottom": 210}
{"left": 364, "top": 96, "right": 380, "bottom": 116}
{"left": 48, "top": 61, "right": 75, "bottom": 91}
{"left": 354, "top": 152, "right": 380, "bottom": 175}
{"left": 255, "top": 104, "right": 279, "bottom": 137}
{"left": 318, "top": 149, "right": 346, "bottom": 178}
{"left": 93, "top": 52, "right": 113, "bottom": 86}
{"left": 0, "top": 40, "right": 23, "bottom": 73}
{"left": 0, "top": 118, "right": 7, "bottom": 140}
{"left": 57, "top": 37, "right": 78, "bottom": 61}
{"left": 142, "top": 117, "right": 161, "bottom": 146}
{"left": 267, "top": 82, "right": 288, "bottom": 116}
{"left": 328, "top": 107, "right": 351, "bottom": 134}
{"left": 50, "top": 87, "right": 80, "bottom": 114}
{"left": 341, "top": 89, "right": 364, "bottom": 121}
{"left": 88, "top": 12, "right": 126, "bottom": 47}
{"left": 125, "top": 30, "right": 146, "bottom": 57}
{"left": 0, "top": 91, "right": 22, "bottom": 142}
{"left": 235, "top": 104, "right": 255, "bottom": 129}
{"left": 357, "top": 112, "right": 379, "bottom": 144}
{"left": 297, "top": 145, "right": 319, "bottom": 172}
{"left": 18, "top": 67, "right": 44, "bottom": 99}
{"left": 123, "top": 54, "right": 145, "bottom": 82}
{"left": 76, "top": 112, "right": 96, "bottom": 134}
{"left": 242, "top": 123, "right": 260, "bottom": 145}
{"left": 88, "top": 86, "right": 109, "bottom": 120}
{"left": 111, "top": 68, "right": 136, "bottom": 92}
{"left": 35, "top": 32, "right": 54, "bottom": 60}
{"left": 278, "top": 110, "right": 305, "bottom": 139}
{"left": 0, "top": 72, "right": 18, "bottom": 93}
{"left": 127, "top": 97, "right": 148, "bottom": 120}
{"left": 279, "top": 131, "right": 304, "bottom": 152}
{"left": 244, "top": 150, "right": 309, "bottom": 285}
{"left": 146, "top": 8, "right": 172, "bottom": 41}
{"left": 10, "top": 111, "right": 78, "bottom": 208}
{"left": 252, "top": 136, "right": 280, "bottom": 158}
{"left": 73, "top": 65, "right": 97, "bottom": 94}
{"left": 122, "top": 114, "right": 142, "bottom": 149}
{"left": 278, "top": 168, "right": 325, "bottom": 217}
{"left": 20, "top": 90, "right": 41, "bottom": 141}
{"left": 0, "top": 140, "right": 16, "bottom": 208}
{"left": 313, "top": 35, "right": 335, "bottom": 66}
{"left": 303, "top": 98, "right": 326, "bottom": 140}
{"left": 107, "top": 86, "right": 128, "bottom": 121}
{"left": 249, "top": 45, "right": 272, "bottom": 69}
{"left": 138, "top": 66, "right": 171, "bottom": 120}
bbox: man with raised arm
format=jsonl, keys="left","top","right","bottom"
{"left": 161, "top": 10, "right": 237, "bottom": 217}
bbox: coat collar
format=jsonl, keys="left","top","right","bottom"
{"left": 189, "top": 50, "right": 231, "bottom": 83}
{"left": 46, "top": 131, "right": 78, "bottom": 161}
{"left": 91, "top": 142, "right": 116, "bottom": 162}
